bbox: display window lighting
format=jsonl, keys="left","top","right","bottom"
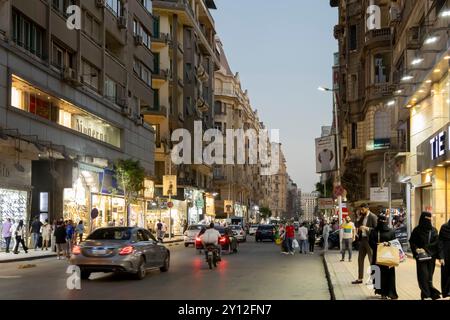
{"left": 441, "top": 9, "right": 450, "bottom": 17}
{"left": 424, "top": 36, "right": 439, "bottom": 45}
{"left": 411, "top": 58, "right": 424, "bottom": 65}
{"left": 401, "top": 75, "right": 414, "bottom": 81}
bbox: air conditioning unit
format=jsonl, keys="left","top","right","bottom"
{"left": 134, "top": 34, "right": 143, "bottom": 46}
{"left": 95, "top": 0, "right": 106, "bottom": 8}
{"left": 135, "top": 115, "right": 144, "bottom": 126}
{"left": 63, "top": 67, "right": 76, "bottom": 82}
{"left": 117, "top": 16, "right": 127, "bottom": 29}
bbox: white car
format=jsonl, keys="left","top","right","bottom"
{"left": 230, "top": 225, "right": 247, "bottom": 242}
{"left": 184, "top": 225, "right": 205, "bottom": 247}
{"left": 248, "top": 224, "right": 259, "bottom": 235}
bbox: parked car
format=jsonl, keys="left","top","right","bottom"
{"left": 70, "top": 227, "right": 170, "bottom": 280}
{"left": 255, "top": 225, "right": 275, "bottom": 242}
{"left": 230, "top": 225, "right": 247, "bottom": 242}
{"left": 248, "top": 224, "right": 259, "bottom": 235}
{"left": 184, "top": 224, "right": 204, "bottom": 247}
{"left": 195, "top": 226, "right": 238, "bottom": 253}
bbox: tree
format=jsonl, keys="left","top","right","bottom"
{"left": 259, "top": 207, "right": 272, "bottom": 221}
{"left": 315, "top": 176, "right": 333, "bottom": 198}
{"left": 114, "top": 159, "right": 146, "bottom": 226}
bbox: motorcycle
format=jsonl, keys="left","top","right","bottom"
{"left": 205, "top": 244, "right": 220, "bottom": 270}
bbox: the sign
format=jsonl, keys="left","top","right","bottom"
{"left": 370, "top": 187, "right": 389, "bottom": 202}
{"left": 224, "top": 200, "right": 233, "bottom": 214}
{"left": 196, "top": 197, "right": 204, "bottom": 209}
{"left": 167, "top": 201, "right": 174, "bottom": 209}
{"left": 144, "top": 179, "right": 155, "bottom": 199}
{"left": 315, "top": 135, "right": 337, "bottom": 173}
{"left": 417, "top": 122, "right": 450, "bottom": 172}
{"left": 334, "top": 185, "right": 345, "bottom": 197}
{"left": 318, "top": 198, "right": 334, "bottom": 210}
{"left": 163, "top": 175, "right": 177, "bottom": 196}
{"left": 205, "top": 196, "right": 215, "bottom": 216}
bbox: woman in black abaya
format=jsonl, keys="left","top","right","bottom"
{"left": 439, "top": 219, "right": 450, "bottom": 298}
{"left": 409, "top": 212, "right": 442, "bottom": 300}
{"left": 369, "top": 213, "right": 398, "bottom": 300}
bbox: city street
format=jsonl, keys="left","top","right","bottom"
{"left": 0, "top": 237, "right": 330, "bottom": 300}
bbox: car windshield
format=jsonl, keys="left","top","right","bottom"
{"left": 231, "top": 225, "right": 241, "bottom": 230}
{"left": 87, "top": 228, "right": 132, "bottom": 241}
{"left": 258, "top": 225, "right": 274, "bottom": 230}
{"left": 188, "top": 225, "right": 203, "bottom": 231}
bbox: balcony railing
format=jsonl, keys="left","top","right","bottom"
{"left": 141, "top": 105, "right": 167, "bottom": 117}
{"left": 151, "top": 32, "right": 171, "bottom": 43}
{"left": 365, "top": 28, "right": 392, "bottom": 47}
{"left": 153, "top": 68, "right": 169, "bottom": 81}
{"left": 366, "top": 83, "right": 395, "bottom": 101}
{"left": 215, "top": 88, "right": 237, "bottom": 97}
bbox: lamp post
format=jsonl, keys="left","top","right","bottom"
{"left": 318, "top": 86, "right": 344, "bottom": 230}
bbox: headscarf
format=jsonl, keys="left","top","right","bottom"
{"left": 376, "top": 213, "right": 390, "bottom": 232}
{"left": 418, "top": 212, "right": 433, "bottom": 232}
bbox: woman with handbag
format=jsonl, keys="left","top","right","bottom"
{"left": 369, "top": 213, "right": 398, "bottom": 300}
{"left": 409, "top": 212, "right": 442, "bottom": 300}
{"left": 439, "top": 218, "right": 450, "bottom": 298}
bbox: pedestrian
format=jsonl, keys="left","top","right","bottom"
{"left": 352, "top": 203, "right": 378, "bottom": 285}
{"left": 308, "top": 224, "right": 317, "bottom": 254}
{"left": 54, "top": 221, "right": 67, "bottom": 260}
{"left": 298, "top": 223, "right": 308, "bottom": 254}
{"left": 51, "top": 220, "right": 57, "bottom": 252}
{"left": 341, "top": 216, "right": 356, "bottom": 262}
{"left": 410, "top": 212, "right": 442, "bottom": 300}
{"left": 322, "top": 220, "right": 331, "bottom": 252}
{"left": 1, "top": 218, "right": 12, "bottom": 253}
{"left": 12, "top": 220, "right": 28, "bottom": 254}
{"left": 285, "top": 221, "right": 295, "bottom": 255}
{"left": 156, "top": 220, "right": 164, "bottom": 242}
{"left": 369, "top": 213, "right": 398, "bottom": 300}
{"left": 439, "top": 217, "right": 450, "bottom": 298}
{"left": 66, "top": 220, "right": 74, "bottom": 256}
{"left": 29, "top": 216, "right": 42, "bottom": 250}
{"left": 76, "top": 221, "right": 85, "bottom": 244}
{"left": 41, "top": 219, "right": 52, "bottom": 251}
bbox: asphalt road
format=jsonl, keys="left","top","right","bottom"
{"left": 0, "top": 237, "right": 330, "bottom": 300}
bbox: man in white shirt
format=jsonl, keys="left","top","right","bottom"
{"left": 298, "top": 223, "right": 309, "bottom": 254}
{"left": 200, "top": 223, "right": 222, "bottom": 261}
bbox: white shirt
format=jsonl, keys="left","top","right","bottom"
{"left": 298, "top": 226, "right": 308, "bottom": 240}
{"left": 201, "top": 228, "right": 221, "bottom": 245}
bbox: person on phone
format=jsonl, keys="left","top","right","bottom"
{"left": 409, "top": 212, "right": 442, "bottom": 300}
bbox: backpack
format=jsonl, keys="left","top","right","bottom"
{"left": 157, "top": 223, "right": 163, "bottom": 231}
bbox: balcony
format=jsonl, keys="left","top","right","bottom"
{"left": 365, "top": 28, "right": 392, "bottom": 49}
{"left": 215, "top": 88, "right": 237, "bottom": 97}
{"left": 151, "top": 32, "right": 171, "bottom": 49}
{"left": 365, "top": 83, "right": 395, "bottom": 102}
{"left": 153, "top": 68, "right": 169, "bottom": 82}
{"left": 141, "top": 105, "right": 167, "bottom": 118}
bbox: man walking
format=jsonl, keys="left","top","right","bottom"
{"left": 322, "top": 220, "right": 331, "bottom": 252}
{"left": 1, "top": 218, "right": 12, "bottom": 253}
{"left": 298, "top": 223, "right": 309, "bottom": 254}
{"left": 352, "top": 203, "right": 378, "bottom": 284}
{"left": 29, "top": 217, "right": 42, "bottom": 250}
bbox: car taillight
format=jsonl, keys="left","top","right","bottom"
{"left": 219, "top": 237, "right": 226, "bottom": 244}
{"left": 196, "top": 237, "right": 201, "bottom": 242}
{"left": 119, "top": 246, "right": 134, "bottom": 255}
{"left": 72, "top": 246, "right": 81, "bottom": 255}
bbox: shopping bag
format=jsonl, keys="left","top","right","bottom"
{"left": 376, "top": 243, "right": 400, "bottom": 268}
{"left": 275, "top": 238, "right": 282, "bottom": 245}
{"left": 292, "top": 239, "right": 299, "bottom": 249}
{"left": 389, "top": 239, "right": 406, "bottom": 263}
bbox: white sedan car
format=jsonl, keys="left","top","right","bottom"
{"left": 230, "top": 225, "right": 247, "bottom": 242}
{"left": 248, "top": 224, "right": 259, "bottom": 235}
{"left": 184, "top": 224, "right": 205, "bottom": 247}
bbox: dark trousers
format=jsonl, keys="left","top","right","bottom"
{"left": 13, "top": 236, "right": 28, "bottom": 253}
{"left": 341, "top": 238, "right": 352, "bottom": 260}
{"left": 286, "top": 237, "right": 293, "bottom": 252}
{"left": 416, "top": 259, "right": 440, "bottom": 299}
{"left": 358, "top": 238, "right": 372, "bottom": 280}
{"left": 309, "top": 238, "right": 315, "bottom": 252}
{"left": 4, "top": 236, "right": 11, "bottom": 252}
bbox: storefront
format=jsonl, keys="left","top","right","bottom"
{"left": 185, "top": 188, "right": 205, "bottom": 225}
{"left": 145, "top": 199, "right": 186, "bottom": 236}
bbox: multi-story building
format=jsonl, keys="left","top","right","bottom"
{"left": 269, "top": 146, "right": 287, "bottom": 218}
{"left": 286, "top": 177, "right": 299, "bottom": 220}
{"left": 148, "top": 0, "right": 219, "bottom": 227}
{"left": 330, "top": 0, "right": 405, "bottom": 210}
{"left": 390, "top": 0, "right": 450, "bottom": 232}
{"left": 301, "top": 192, "right": 319, "bottom": 222}
{"left": 0, "top": 0, "right": 155, "bottom": 242}
{"left": 212, "top": 38, "right": 263, "bottom": 220}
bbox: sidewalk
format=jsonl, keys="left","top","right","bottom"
{"left": 324, "top": 250, "right": 446, "bottom": 300}
{"left": 0, "top": 237, "right": 183, "bottom": 263}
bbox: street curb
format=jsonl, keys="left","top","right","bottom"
{"left": 0, "top": 253, "right": 57, "bottom": 264}
{"left": 322, "top": 253, "right": 336, "bottom": 301}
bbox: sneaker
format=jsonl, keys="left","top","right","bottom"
{"left": 352, "top": 280, "right": 363, "bottom": 285}
{"left": 340, "top": 259, "right": 345, "bottom": 262}
{"left": 290, "top": 252, "right": 294, "bottom": 255}
{"left": 349, "top": 259, "right": 352, "bottom": 262}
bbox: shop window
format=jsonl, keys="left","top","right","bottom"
{"left": 11, "top": 75, "right": 121, "bottom": 148}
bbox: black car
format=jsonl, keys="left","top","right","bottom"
{"left": 255, "top": 225, "right": 275, "bottom": 242}
{"left": 319, "top": 230, "right": 359, "bottom": 250}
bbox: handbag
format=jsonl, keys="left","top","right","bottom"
{"left": 292, "top": 239, "right": 299, "bottom": 249}
{"left": 416, "top": 231, "right": 433, "bottom": 262}
{"left": 376, "top": 232, "right": 400, "bottom": 268}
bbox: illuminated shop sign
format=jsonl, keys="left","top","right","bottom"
{"left": 417, "top": 123, "right": 450, "bottom": 172}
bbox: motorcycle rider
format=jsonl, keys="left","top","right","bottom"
{"left": 200, "top": 222, "right": 222, "bottom": 262}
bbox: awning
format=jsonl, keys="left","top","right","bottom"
{"left": 77, "top": 162, "right": 105, "bottom": 173}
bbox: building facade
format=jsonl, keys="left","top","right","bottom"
{"left": 301, "top": 192, "right": 319, "bottom": 222}
{"left": 0, "top": 0, "right": 156, "bottom": 244}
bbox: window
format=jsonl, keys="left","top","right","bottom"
{"left": 81, "top": 60, "right": 99, "bottom": 91}
{"left": 83, "top": 11, "right": 100, "bottom": 43}
{"left": 185, "top": 63, "right": 192, "bottom": 82}
{"left": 51, "top": 42, "right": 74, "bottom": 70}
{"left": 52, "top": 0, "right": 75, "bottom": 16}
{"left": 154, "top": 89, "right": 160, "bottom": 108}
{"left": 11, "top": 75, "right": 121, "bottom": 147}
{"left": 133, "top": 59, "right": 152, "bottom": 86}
{"left": 133, "top": 19, "right": 151, "bottom": 50}
{"left": 349, "top": 25, "right": 357, "bottom": 51}
{"left": 373, "top": 53, "right": 391, "bottom": 84}
{"left": 351, "top": 123, "right": 358, "bottom": 149}
{"left": 12, "top": 10, "right": 44, "bottom": 59}
{"left": 139, "top": 0, "right": 152, "bottom": 14}
{"left": 106, "top": 0, "right": 122, "bottom": 17}
{"left": 152, "top": 124, "right": 161, "bottom": 148}
{"left": 350, "top": 74, "right": 358, "bottom": 100}
{"left": 370, "top": 173, "right": 379, "bottom": 188}
{"left": 374, "top": 110, "right": 391, "bottom": 140}
{"left": 104, "top": 76, "right": 117, "bottom": 103}
{"left": 153, "top": 16, "right": 160, "bottom": 36}
{"left": 136, "top": 230, "right": 149, "bottom": 242}
{"left": 214, "top": 101, "right": 221, "bottom": 114}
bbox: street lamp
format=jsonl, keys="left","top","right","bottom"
{"left": 318, "top": 86, "right": 344, "bottom": 230}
